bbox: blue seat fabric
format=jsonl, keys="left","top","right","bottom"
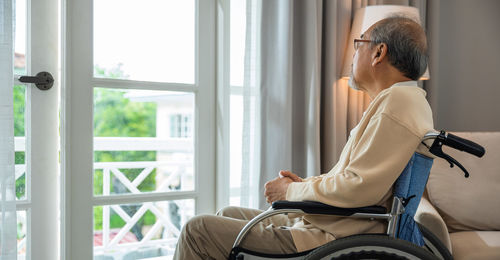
{"left": 393, "top": 152, "right": 434, "bottom": 246}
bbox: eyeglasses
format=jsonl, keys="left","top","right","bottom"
{"left": 354, "top": 39, "right": 372, "bottom": 50}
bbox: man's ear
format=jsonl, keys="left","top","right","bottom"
{"left": 371, "top": 43, "right": 387, "bottom": 66}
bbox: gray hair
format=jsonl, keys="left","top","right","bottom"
{"left": 369, "top": 15, "right": 428, "bottom": 80}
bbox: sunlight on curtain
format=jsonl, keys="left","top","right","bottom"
{"left": 0, "top": 0, "right": 18, "bottom": 258}
{"left": 240, "top": 0, "right": 261, "bottom": 208}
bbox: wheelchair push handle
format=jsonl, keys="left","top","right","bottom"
{"left": 424, "top": 130, "right": 486, "bottom": 178}
{"left": 444, "top": 133, "right": 485, "bottom": 157}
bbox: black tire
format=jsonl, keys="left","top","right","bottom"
{"left": 304, "top": 234, "right": 438, "bottom": 260}
{"left": 418, "top": 223, "right": 453, "bottom": 260}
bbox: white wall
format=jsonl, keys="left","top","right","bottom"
{"left": 426, "top": 0, "right": 500, "bottom": 131}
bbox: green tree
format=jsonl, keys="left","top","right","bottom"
{"left": 13, "top": 85, "right": 25, "bottom": 137}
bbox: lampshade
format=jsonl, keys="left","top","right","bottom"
{"left": 341, "top": 5, "right": 430, "bottom": 80}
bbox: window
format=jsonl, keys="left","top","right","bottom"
{"left": 170, "top": 114, "right": 193, "bottom": 138}
{"left": 65, "top": 0, "right": 216, "bottom": 259}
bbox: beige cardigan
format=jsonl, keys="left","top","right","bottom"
{"left": 285, "top": 81, "right": 434, "bottom": 252}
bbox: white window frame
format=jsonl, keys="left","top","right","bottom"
{"left": 62, "top": 0, "right": 216, "bottom": 259}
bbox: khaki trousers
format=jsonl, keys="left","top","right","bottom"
{"left": 173, "top": 206, "right": 298, "bottom": 260}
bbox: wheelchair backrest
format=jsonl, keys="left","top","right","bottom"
{"left": 393, "top": 152, "right": 434, "bottom": 246}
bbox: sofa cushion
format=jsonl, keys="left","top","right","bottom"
{"left": 427, "top": 132, "right": 500, "bottom": 232}
{"left": 450, "top": 231, "right": 500, "bottom": 260}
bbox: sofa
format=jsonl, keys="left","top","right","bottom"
{"left": 416, "top": 132, "right": 500, "bottom": 259}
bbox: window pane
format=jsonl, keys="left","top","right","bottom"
{"left": 229, "top": 95, "right": 243, "bottom": 206}
{"left": 14, "top": 84, "right": 27, "bottom": 200}
{"left": 93, "top": 0, "right": 195, "bottom": 84}
{"left": 14, "top": 0, "right": 28, "bottom": 201}
{"left": 15, "top": 151, "right": 26, "bottom": 200}
{"left": 17, "top": 211, "right": 27, "bottom": 260}
{"left": 93, "top": 199, "right": 194, "bottom": 259}
{"left": 93, "top": 88, "right": 194, "bottom": 195}
{"left": 15, "top": 0, "right": 27, "bottom": 75}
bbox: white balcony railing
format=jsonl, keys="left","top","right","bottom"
{"left": 15, "top": 136, "right": 194, "bottom": 259}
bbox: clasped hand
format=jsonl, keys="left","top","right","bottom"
{"left": 264, "top": 170, "right": 303, "bottom": 204}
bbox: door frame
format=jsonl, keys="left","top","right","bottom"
{"left": 14, "top": 0, "right": 60, "bottom": 258}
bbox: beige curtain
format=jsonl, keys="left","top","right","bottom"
{"left": 321, "top": 0, "right": 427, "bottom": 173}
{"left": 257, "top": 0, "right": 324, "bottom": 208}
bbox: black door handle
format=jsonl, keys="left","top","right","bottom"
{"left": 18, "top": 71, "right": 54, "bottom": 90}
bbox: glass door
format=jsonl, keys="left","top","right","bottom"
{"left": 64, "top": 0, "right": 216, "bottom": 259}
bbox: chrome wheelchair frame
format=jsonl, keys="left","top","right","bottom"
{"left": 229, "top": 131, "right": 485, "bottom": 260}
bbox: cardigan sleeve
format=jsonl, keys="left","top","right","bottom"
{"left": 286, "top": 113, "right": 422, "bottom": 208}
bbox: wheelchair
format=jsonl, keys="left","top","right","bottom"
{"left": 229, "top": 130, "right": 485, "bottom": 260}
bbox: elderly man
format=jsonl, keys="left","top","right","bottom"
{"left": 173, "top": 16, "right": 433, "bottom": 259}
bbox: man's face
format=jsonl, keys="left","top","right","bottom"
{"left": 350, "top": 31, "right": 373, "bottom": 91}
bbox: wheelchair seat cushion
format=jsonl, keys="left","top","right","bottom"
{"left": 272, "top": 200, "right": 386, "bottom": 215}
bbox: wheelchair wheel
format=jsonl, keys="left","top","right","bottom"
{"left": 418, "top": 223, "right": 453, "bottom": 260}
{"left": 304, "top": 234, "right": 437, "bottom": 260}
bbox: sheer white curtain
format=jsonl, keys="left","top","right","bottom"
{"left": 220, "top": 0, "right": 260, "bottom": 208}
{"left": 239, "top": 0, "right": 260, "bottom": 208}
{"left": 0, "top": 0, "right": 18, "bottom": 258}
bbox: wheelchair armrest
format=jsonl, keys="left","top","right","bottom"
{"left": 271, "top": 200, "right": 387, "bottom": 216}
